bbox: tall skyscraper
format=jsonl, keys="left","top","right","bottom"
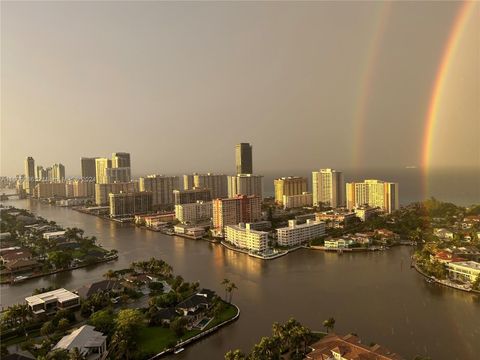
{"left": 51, "top": 163, "right": 65, "bottom": 182}
{"left": 112, "top": 152, "right": 131, "bottom": 168}
{"left": 24, "top": 157, "right": 35, "bottom": 195}
{"left": 274, "top": 176, "right": 308, "bottom": 205}
{"left": 228, "top": 174, "right": 263, "bottom": 198}
{"left": 312, "top": 169, "right": 345, "bottom": 208}
{"left": 81, "top": 157, "right": 98, "bottom": 180}
{"left": 345, "top": 179, "right": 399, "bottom": 214}
{"left": 36, "top": 166, "right": 47, "bottom": 181}
{"left": 183, "top": 174, "right": 194, "bottom": 190}
{"left": 235, "top": 143, "right": 253, "bottom": 174}
{"left": 95, "top": 158, "right": 112, "bottom": 184}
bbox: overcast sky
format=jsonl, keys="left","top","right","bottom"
{"left": 1, "top": 1, "right": 478, "bottom": 177}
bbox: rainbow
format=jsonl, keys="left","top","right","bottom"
{"left": 351, "top": 2, "right": 392, "bottom": 168}
{"left": 421, "top": 1, "right": 477, "bottom": 195}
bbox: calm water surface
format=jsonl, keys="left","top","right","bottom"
{"left": 1, "top": 199, "right": 479, "bottom": 359}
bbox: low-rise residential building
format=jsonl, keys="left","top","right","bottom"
{"left": 43, "top": 231, "right": 67, "bottom": 240}
{"left": 4, "top": 259, "right": 41, "bottom": 274}
{"left": 446, "top": 261, "right": 480, "bottom": 283}
{"left": 354, "top": 206, "right": 378, "bottom": 222}
{"left": 431, "top": 251, "right": 465, "bottom": 264}
{"left": 53, "top": 325, "right": 107, "bottom": 360}
{"left": 315, "top": 210, "right": 356, "bottom": 228}
{"left": 76, "top": 280, "right": 123, "bottom": 299}
{"left": 175, "top": 201, "right": 212, "bottom": 224}
{"left": 324, "top": 238, "right": 354, "bottom": 249}
{"left": 173, "top": 224, "right": 207, "bottom": 238}
{"left": 225, "top": 223, "right": 269, "bottom": 252}
{"left": 283, "top": 192, "right": 313, "bottom": 209}
{"left": 1, "top": 249, "right": 33, "bottom": 264}
{"left": 306, "top": 333, "right": 404, "bottom": 360}
{"left": 433, "top": 228, "right": 455, "bottom": 239}
{"left": 276, "top": 219, "right": 325, "bottom": 247}
{"left": 26, "top": 288, "right": 80, "bottom": 315}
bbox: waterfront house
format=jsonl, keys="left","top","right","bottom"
{"left": 431, "top": 251, "right": 465, "bottom": 264}
{"left": 25, "top": 288, "right": 80, "bottom": 315}
{"left": 433, "top": 228, "right": 455, "bottom": 240}
{"left": 43, "top": 231, "right": 67, "bottom": 240}
{"left": 305, "top": 333, "right": 404, "bottom": 360}
{"left": 53, "top": 325, "right": 107, "bottom": 360}
{"left": 0, "top": 249, "right": 33, "bottom": 264}
{"left": 176, "top": 289, "right": 215, "bottom": 321}
{"left": 324, "top": 239, "right": 354, "bottom": 249}
{"left": 151, "top": 307, "right": 177, "bottom": 325}
{"left": 4, "top": 259, "right": 41, "bottom": 274}
{"left": 76, "top": 280, "right": 124, "bottom": 299}
{"left": 446, "top": 261, "right": 480, "bottom": 284}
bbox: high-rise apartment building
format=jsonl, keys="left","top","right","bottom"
{"left": 175, "top": 201, "right": 213, "bottom": 224}
{"left": 111, "top": 152, "right": 131, "bottom": 168}
{"left": 235, "top": 143, "right": 253, "bottom": 174}
{"left": 35, "top": 182, "right": 67, "bottom": 199}
{"left": 81, "top": 157, "right": 98, "bottom": 180}
{"left": 109, "top": 191, "right": 152, "bottom": 217}
{"left": 106, "top": 167, "right": 131, "bottom": 183}
{"left": 51, "top": 164, "right": 65, "bottom": 182}
{"left": 312, "top": 169, "right": 344, "bottom": 208}
{"left": 183, "top": 175, "right": 194, "bottom": 190}
{"left": 283, "top": 192, "right": 313, "bottom": 209}
{"left": 173, "top": 188, "right": 211, "bottom": 205}
{"left": 228, "top": 174, "right": 263, "bottom": 198}
{"left": 138, "top": 175, "right": 180, "bottom": 209}
{"left": 36, "top": 166, "right": 47, "bottom": 181}
{"left": 212, "top": 195, "right": 262, "bottom": 234}
{"left": 95, "top": 158, "right": 112, "bottom": 184}
{"left": 24, "top": 157, "right": 36, "bottom": 195}
{"left": 95, "top": 182, "right": 138, "bottom": 206}
{"left": 193, "top": 173, "right": 228, "bottom": 199}
{"left": 274, "top": 176, "right": 308, "bottom": 205}
{"left": 345, "top": 179, "right": 399, "bottom": 213}
{"left": 72, "top": 179, "right": 95, "bottom": 198}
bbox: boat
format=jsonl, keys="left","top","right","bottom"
{"left": 425, "top": 278, "right": 435, "bottom": 284}
{"left": 13, "top": 275, "right": 29, "bottom": 283}
{"left": 173, "top": 348, "right": 185, "bottom": 354}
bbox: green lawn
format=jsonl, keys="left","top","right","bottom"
{"left": 137, "top": 302, "right": 239, "bottom": 354}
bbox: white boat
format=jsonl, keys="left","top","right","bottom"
{"left": 13, "top": 275, "right": 29, "bottom": 283}
{"left": 173, "top": 348, "right": 185, "bottom": 354}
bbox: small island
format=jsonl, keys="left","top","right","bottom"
{"left": 0, "top": 205, "right": 118, "bottom": 284}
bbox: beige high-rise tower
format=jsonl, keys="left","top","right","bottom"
{"left": 312, "top": 169, "right": 344, "bottom": 208}
{"left": 345, "top": 179, "right": 399, "bottom": 213}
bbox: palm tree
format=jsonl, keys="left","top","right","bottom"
{"left": 227, "top": 282, "right": 238, "bottom": 303}
{"left": 323, "top": 317, "right": 335, "bottom": 333}
{"left": 221, "top": 278, "right": 230, "bottom": 301}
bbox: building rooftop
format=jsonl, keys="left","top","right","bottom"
{"left": 448, "top": 261, "right": 480, "bottom": 270}
{"left": 54, "top": 325, "right": 106, "bottom": 352}
{"left": 25, "top": 288, "right": 79, "bottom": 306}
{"left": 306, "top": 333, "right": 404, "bottom": 360}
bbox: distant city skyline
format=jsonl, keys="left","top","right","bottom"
{"left": 2, "top": 1, "right": 478, "bottom": 176}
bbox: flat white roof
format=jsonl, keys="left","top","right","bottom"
{"left": 26, "top": 288, "right": 79, "bottom": 305}
{"left": 449, "top": 261, "right": 480, "bottom": 270}
{"left": 43, "top": 231, "right": 66, "bottom": 236}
